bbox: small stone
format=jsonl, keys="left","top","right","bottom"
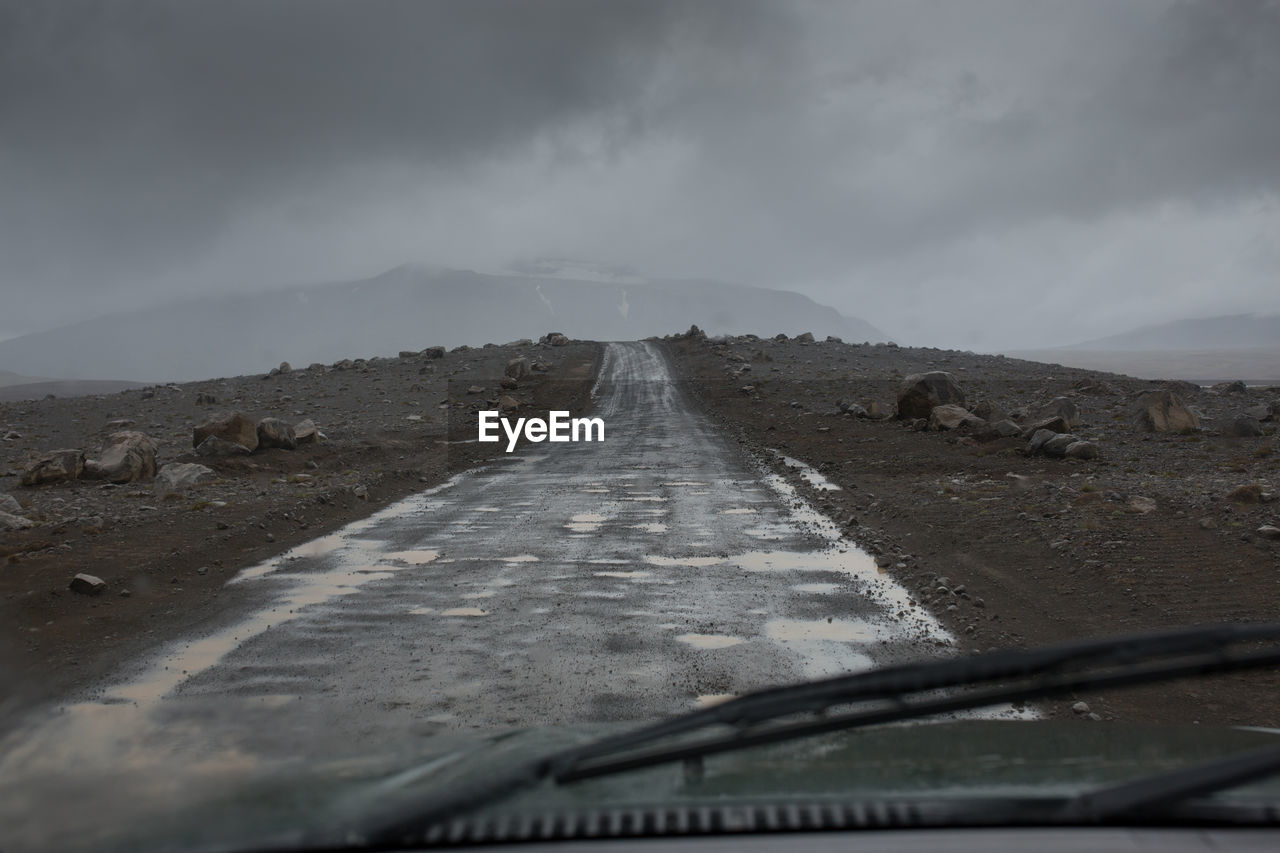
{"left": 1257, "top": 525, "right": 1280, "bottom": 541}
{"left": 69, "top": 573, "right": 107, "bottom": 596}
{"left": 1071, "top": 701, "right": 1090, "bottom": 714}
{"left": 265, "top": 532, "right": 276, "bottom": 542}
{"left": 874, "top": 554, "right": 893, "bottom": 568}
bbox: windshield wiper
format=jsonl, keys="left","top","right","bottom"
{"left": 356, "top": 622, "right": 1280, "bottom": 846}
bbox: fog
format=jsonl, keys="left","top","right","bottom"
{"left": 2, "top": 0, "right": 1278, "bottom": 352}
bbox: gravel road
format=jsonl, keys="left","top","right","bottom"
{"left": 9, "top": 342, "right": 956, "bottom": 765}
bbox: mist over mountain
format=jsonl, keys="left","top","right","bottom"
{"left": 0, "top": 267, "right": 885, "bottom": 383}
{"left": 1064, "top": 314, "right": 1280, "bottom": 351}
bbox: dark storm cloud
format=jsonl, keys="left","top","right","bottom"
{"left": 1, "top": 0, "right": 1277, "bottom": 347}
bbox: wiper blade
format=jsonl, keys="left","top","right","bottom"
{"left": 1060, "top": 744, "right": 1280, "bottom": 822}
{"left": 356, "top": 623, "right": 1280, "bottom": 846}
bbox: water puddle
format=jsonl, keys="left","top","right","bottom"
{"left": 500, "top": 554, "right": 539, "bottom": 563}
{"left": 384, "top": 549, "right": 440, "bottom": 565}
{"left": 441, "top": 607, "right": 489, "bottom": 617}
{"left": 461, "top": 591, "right": 495, "bottom": 599}
{"left": 564, "top": 512, "right": 607, "bottom": 533}
{"left": 580, "top": 488, "right": 610, "bottom": 494}
{"left": 622, "top": 496, "right": 668, "bottom": 502}
{"left": 676, "top": 633, "right": 745, "bottom": 650}
{"left": 721, "top": 508, "right": 758, "bottom": 515}
{"left": 775, "top": 452, "right": 842, "bottom": 492}
{"left": 661, "top": 481, "right": 708, "bottom": 487}
{"left": 694, "top": 694, "right": 737, "bottom": 709}
{"left": 793, "top": 582, "right": 840, "bottom": 594}
{"left": 408, "top": 606, "right": 435, "bottom": 615}
{"left": 629, "top": 522, "right": 669, "bottom": 534}
{"left": 286, "top": 534, "right": 344, "bottom": 559}
{"left": 594, "top": 571, "right": 653, "bottom": 579}
{"left": 766, "top": 618, "right": 881, "bottom": 643}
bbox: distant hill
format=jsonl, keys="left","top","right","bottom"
{"left": 0, "top": 369, "right": 53, "bottom": 388}
{"left": 0, "top": 267, "right": 886, "bottom": 383}
{"left": 1065, "top": 314, "right": 1280, "bottom": 351}
{"left": 0, "top": 379, "right": 147, "bottom": 402}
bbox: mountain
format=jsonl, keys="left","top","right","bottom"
{"left": 1064, "top": 314, "right": 1280, "bottom": 351}
{"left": 0, "top": 267, "right": 886, "bottom": 383}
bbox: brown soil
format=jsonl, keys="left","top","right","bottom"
{"left": 663, "top": 333, "right": 1280, "bottom": 727}
{"left": 0, "top": 340, "right": 601, "bottom": 715}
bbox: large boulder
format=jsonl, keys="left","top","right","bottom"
{"left": 1022, "top": 415, "right": 1071, "bottom": 438}
{"left": 69, "top": 573, "right": 107, "bottom": 596}
{"left": 542, "top": 332, "right": 569, "bottom": 346}
{"left": 1027, "top": 429, "right": 1059, "bottom": 454}
{"left": 423, "top": 346, "right": 446, "bottom": 359}
{"left": 21, "top": 449, "right": 85, "bottom": 486}
{"left": 0, "top": 510, "right": 34, "bottom": 531}
{"left": 154, "top": 462, "right": 216, "bottom": 494}
{"left": 0, "top": 493, "right": 22, "bottom": 515}
{"left": 1041, "top": 434, "right": 1079, "bottom": 458}
{"left": 193, "top": 411, "right": 259, "bottom": 452}
{"left": 929, "top": 405, "right": 984, "bottom": 432}
{"left": 1032, "top": 397, "right": 1081, "bottom": 428}
{"left": 505, "top": 357, "right": 531, "bottom": 379}
{"left": 971, "top": 400, "right": 1007, "bottom": 422}
{"left": 896, "top": 372, "right": 965, "bottom": 420}
{"left": 293, "top": 419, "right": 321, "bottom": 444}
{"left": 85, "top": 431, "right": 158, "bottom": 483}
{"left": 1226, "top": 414, "right": 1263, "bottom": 438}
{"left": 256, "top": 418, "right": 297, "bottom": 450}
{"left": 1064, "top": 440, "right": 1099, "bottom": 460}
{"left": 1129, "top": 391, "right": 1199, "bottom": 433}
{"left": 794, "top": 332, "right": 815, "bottom": 343}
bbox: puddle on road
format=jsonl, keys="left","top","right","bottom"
{"left": 286, "top": 534, "right": 344, "bottom": 559}
{"left": 662, "top": 481, "right": 708, "bottom": 487}
{"left": 580, "top": 488, "right": 611, "bottom": 494}
{"left": 766, "top": 618, "right": 881, "bottom": 643}
{"left": 441, "top": 607, "right": 489, "bottom": 617}
{"left": 676, "top": 633, "right": 745, "bottom": 650}
{"left": 408, "top": 606, "right": 435, "bottom": 615}
{"left": 384, "top": 550, "right": 440, "bottom": 565}
{"left": 629, "top": 522, "right": 669, "bottom": 534}
{"left": 461, "top": 591, "right": 496, "bottom": 599}
{"left": 565, "top": 512, "right": 607, "bottom": 533}
{"left": 499, "top": 554, "right": 540, "bottom": 563}
{"left": 721, "top": 508, "right": 758, "bottom": 515}
{"left": 472, "top": 507, "right": 502, "bottom": 513}
{"left": 694, "top": 694, "right": 737, "bottom": 708}
{"left": 622, "top": 496, "right": 669, "bottom": 502}
{"left": 775, "top": 452, "right": 843, "bottom": 492}
{"left": 594, "top": 571, "right": 653, "bottom": 579}
{"left": 793, "top": 582, "right": 840, "bottom": 594}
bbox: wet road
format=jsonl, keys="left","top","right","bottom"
{"left": 37, "top": 343, "right": 955, "bottom": 752}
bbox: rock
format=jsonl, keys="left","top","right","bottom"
{"left": 0, "top": 493, "right": 21, "bottom": 515}
{"left": 86, "top": 431, "right": 158, "bottom": 483}
{"left": 1064, "top": 440, "right": 1099, "bottom": 460}
{"left": 277, "top": 361, "right": 292, "bottom": 374}
{"left": 774, "top": 333, "right": 789, "bottom": 342}
{"left": 929, "top": 404, "right": 983, "bottom": 431}
{"left": 1127, "top": 496, "right": 1158, "bottom": 514}
{"left": 1071, "top": 701, "right": 1091, "bottom": 714}
{"left": 195, "top": 392, "right": 217, "bottom": 406}
{"left": 1129, "top": 390, "right": 1199, "bottom": 433}
{"left": 989, "top": 419, "right": 1023, "bottom": 438}
{"left": 0, "top": 510, "right": 34, "bottom": 531}
{"left": 1244, "top": 404, "right": 1272, "bottom": 421}
{"left": 971, "top": 400, "right": 1006, "bottom": 422}
{"left": 1027, "top": 429, "right": 1059, "bottom": 454}
{"left": 1041, "top": 434, "right": 1079, "bottom": 458}
{"left": 837, "top": 401, "right": 868, "bottom": 417}
{"left": 21, "top": 449, "right": 85, "bottom": 486}
{"left": 896, "top": 372, "right": 965, "bottom": 420}
{"left": 69, "top": 573, "right": 107, "bottom": 596}
{"left": 423, "top": 346, "right": 446, "bottom": 359}
{"left": 542, "top": 332, "right": 569, "bottom": 346}
{"left": 1033, "top": 397, "right": 1081, "bottom": 427}
{"left": 193, "top": 411, "right": 259, "bottom": 452}
{"left": 825, "top": 335, "right": 843, "bottom": 343}
{"left": 499, "top": 395, "right": 520, "bottom": 412}
{"left": 1226, "top": 414, "right": 1263, "bottom": 438}
{"left": 1256, "top": 525, "right": 1280, "bottom": 541}
{"left": 500, "top": 376, "right": 519, "bottom": 390}
{"left": 505, "top": 357, "right": 531, "bottom": 379}
{"left": 293, "top": 419, "right": 320, "bottom": 444}
{"left": 866, "top": 401, "right": 890, "bottom": 419}
{"left": 1022, "top": 415, "right": 1071, "bottom": 437}
{"left": 795, "top": 331, "right": 815, "bottom": 343}
{"left": 398, "top": 351, "right": 418, "bottom": 359}
{"left": 257, "top": 417, "right": 297, "bottom": 450}
{"left": 1211, "top": 380, "right": 1248, "bottom": 395}
{"left": 1228, "top": 483, "right": 1264, "bottom": 504}
{"left": 195, "top": 435, "right": 252, "bottom": 457}
{"left": 155, "top": 462, "right": 216, "bottom": 494}
{"left": 467, "top": 385, "right": 485, "bottom": 395}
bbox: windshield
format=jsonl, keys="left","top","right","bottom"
{"left": 2, "top": 2, "right": 1279, "bottom": 851}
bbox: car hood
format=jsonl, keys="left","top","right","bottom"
{"left": 5, "top": 717, "right": 1280, "bottom": 852}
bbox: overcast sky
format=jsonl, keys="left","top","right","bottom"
{"left": 2, "top": 0, "right": 1277, "bottom": 349}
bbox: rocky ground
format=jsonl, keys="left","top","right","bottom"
{"left": 663, "top": 329, "right": 1280, "bottom": 726}
{"left": 0, "top": 336, "right": 601, "bottom": 711}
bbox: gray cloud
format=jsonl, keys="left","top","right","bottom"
{"left": 1, "top": 0, "right": 1277, "bottom": 348}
